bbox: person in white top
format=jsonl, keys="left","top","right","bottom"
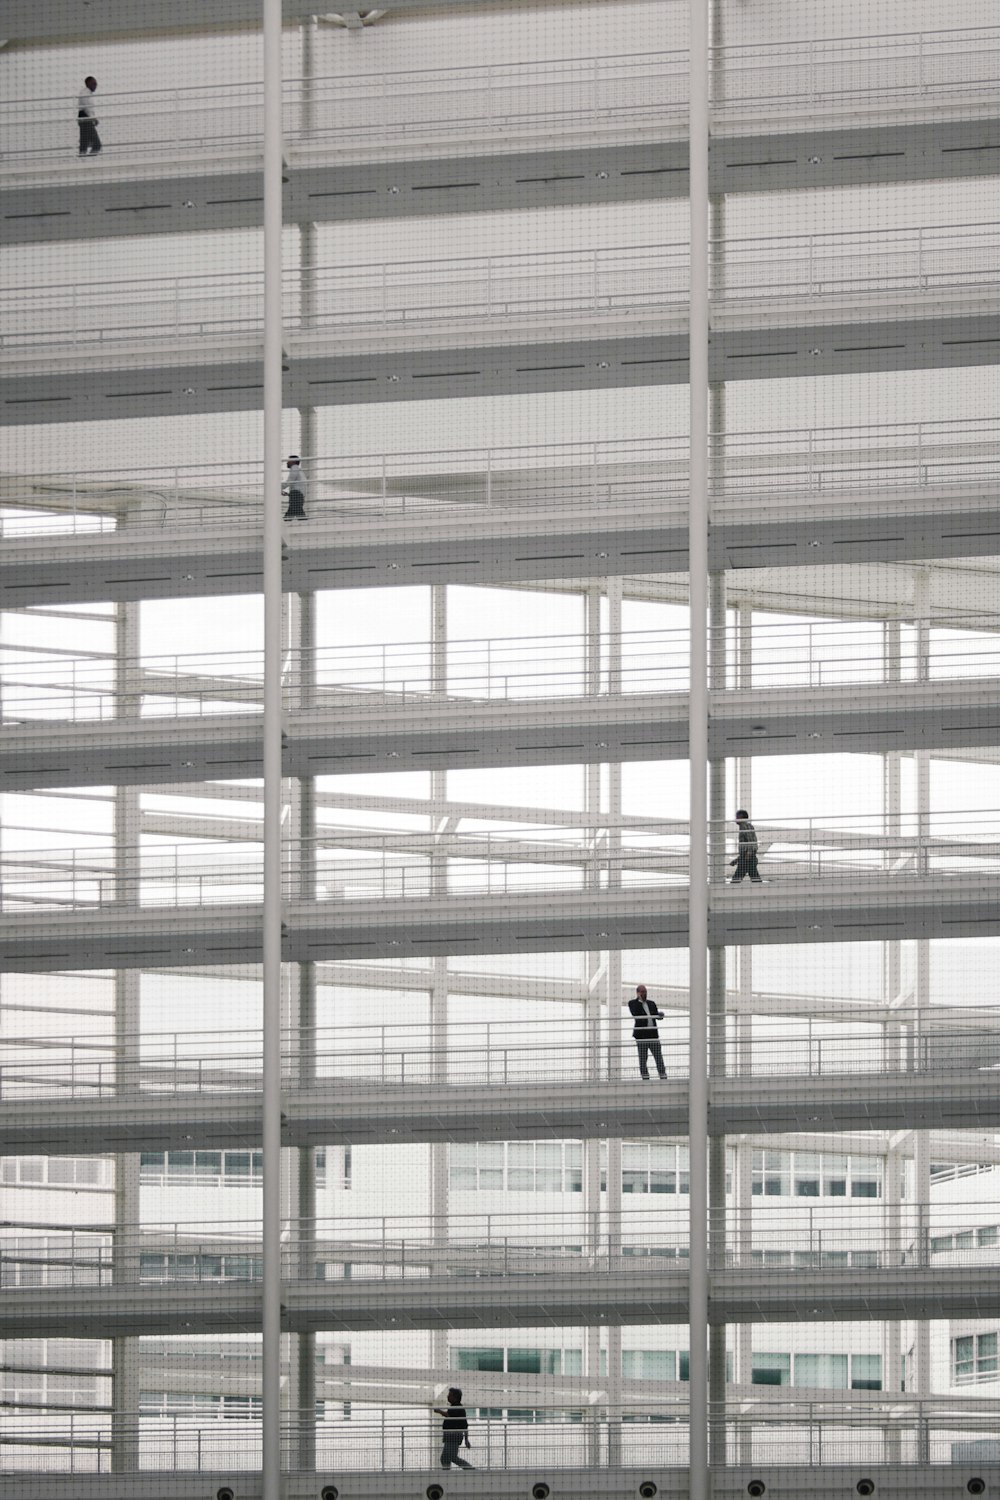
{"left": 282, "top": 455, "right": 309, "bottom": 520}
{"left": 77, "top": 77, "right": 101, "bottom": 156}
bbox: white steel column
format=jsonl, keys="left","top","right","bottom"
{"left": 602, "top": 576, "right": 624, "bottom": 1466}
{"left": 262, "top": 0, "right": 285, "bottom": 1492}
{"left": 687, "top": 0, "right": 710, "bottom": 1492}
{"left": 882, "top": 618, "right": 903, "bottom": 1459}
{"left": 111, "top": 597, "right": 140, "bottom": 1474}
{"left": 912, "top": 578, "right": 932, "bottom": 1459}
{"left": 429, "top": 583, "right": 450, "bottom": 1383}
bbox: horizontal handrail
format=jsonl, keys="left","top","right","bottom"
{"left": 2, "top": 223, "right": 997, "bottom": 358}
{"left": 2, "top": 1005, "right": 999, "bottom": 1101}
{"left": 4, "top": 617, "right": 1000, "bottom": 720}
{"left": 3, "top": 25, "right": 1000, "bottom": 172}
{"left": 5, "top": 417, "right": 1000, "bottom": 538}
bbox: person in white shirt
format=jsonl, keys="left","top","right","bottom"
{"left": 77, "top": 77, "right": 101, "bottom": 156}
{"left": 282, "top": 454, "right": 309, "bottom": 520}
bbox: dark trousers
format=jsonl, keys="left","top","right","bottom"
{"left": 731, "top": 850, "right": 760, "bottom": 882}
{"left": 78, "top": 115, "right": 102, "bottom": 154}
{"left": 284, "top": 486, "right": 306, "bottom": 518}
{"left": 636, "top": 1038, "right": 666, "bottom": 1079}
{"left": 441, "top": 1434, "right": 473, "bottom": 1469}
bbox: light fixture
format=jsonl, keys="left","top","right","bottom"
{"left": 809, "top": 348, "right": 822, "bottom": 357}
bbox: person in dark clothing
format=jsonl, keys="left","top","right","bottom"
{"left": 78, "top": 77, "right": 102, "bottom": 156}
{"left": 730, "top": 809, "right": 762, "bottom": 883}
{"left": 434, "top": 1387, "right": 474, "bottom": 1469}
{"left": 282, "top": 454, "right": 308, "bottom": 519}
{"left": 628, "top": 983, "right": 667, "bottom": 1080}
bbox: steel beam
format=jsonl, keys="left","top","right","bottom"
{"left": 5, "top": 675, "right": 1000, "bottom": 789}
{"left": 3, "top": 1069, "right": 1000, "bottom": 1155}
{"left": 2, "top": 871, "right": 999, "bottom": 971}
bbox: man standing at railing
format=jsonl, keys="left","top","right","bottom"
{"left": 77, "top": 77, "right": 102, "bottom": 156}
{"left": 282, "top": 454, "right": 308, "bottom": 520}
{"left": 730, "top": 809, "right": 762, "bottom": 883}
{"left": 628, "top": 983, "right": 667, "bottom": 1080}
{"left": 435, "top": 1387, "right": 475, "bottom": 1469}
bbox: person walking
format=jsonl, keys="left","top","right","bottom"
{"left": 77, "top": 77, "right": 102, "bottom": 156}
{"left": 282, "top": 453, "right": 308, "bottom": 519}
{"left": 730, "top": 809, "right": 762, "bottom": 883}
{"left": 435, "top": 1387, "right": 475, "bottom": 1469}
{"left": 628, "top": 983, "right": 667, "bottom": 1081}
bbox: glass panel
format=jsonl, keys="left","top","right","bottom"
{"left": 795, "top": 1354, "right": 848, "bottom": 1388}
{"left": 623, "top": 1350, "right": 676, "bottom": 1380}
{"left": 752, "top": 1353, "right": 790, "bottom": 1386}
{"left": 851, "top": 1354, "right": 882, "bottom": 1390}
{"left": 457, "top": 1348, "right": 504, "bottom": 1371}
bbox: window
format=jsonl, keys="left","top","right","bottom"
{"left": 953, "top": 1333, "right": 999, "bottom": 1384}
{"left": 139, "top": 1253, "right": 261, "bottom": 1283}
{"left": 794, "top": 1153, "right": 821, "bottom": 1197}
{"left": 140, "top": 1392, "right": 263, "bottom": 1419}
{"left": 851, "top": 1354, "right": 882, "bottom": 1391}
{"left": 794, "top": 1354, "right": 848, "bottom": 1389}
{"left": 623, "top": 1144, "right": 689, "bottom": 1195}
{"left": 932, "top": 1225, "right": 999, "bottom": 1256}
{"left": 454, "top": 1346, "right": 582, "bottom": 1419}
{"left": 750, "top": 1151, "right": 881, "bottom": 1198}
{"left": 752, "top": 1353, "right": 790, "bottom": 1386}
{"left": 623, "top": 1350, "right": 676, "bottom": 1380}
{"left": 140, "top": 1149, "right": 266, "bottom": 1187}
{"left": 1, "top": 1157, "right": 112, "bottom": 1189}
{"left": 752, "top": 1151, "right": 789, "bottom": 1197}
{"left": 450, "top": 1141, "right": 585, "bottom": 1193}
{"left": 455, "top": 1347, "right": 580, "bottom": 1377}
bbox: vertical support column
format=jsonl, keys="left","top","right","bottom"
{"left": 687, "top": 0, "right": 710, "bottom": 1491}
{"left": 604, "top": 581, "right": 624, "bottom": 1466}
{"left": 882, "top": 1144, "right": 903, "bottom": 1464}
{"left": 294, "top": 7, "right": 320, "bottom": 1434}
{"left": 293, "top": 585, "right": 318, "bottom": 1475}
{"left": 429, "top": 583, "right": 450, "bottom": 1384}
{"left": 733, "top": 1138, "right": 753, "bottom": 1468}
{"left": 708, "top": 569, "right": 727, "bottom": 1469}
{"left": 262, "top": 0, "right": 285, "bottom": 1492}
{"left": 583, "top": 584, "right": 605, "bottom": 1464}
{"left": 912, "top": 569, "right": 932, "bottom": 1459}
{"left": 882, "top": 617, "right": 903, "bottom": 1452}
{"left": 111, "top": 597, "right": 140, "bottom": 1475}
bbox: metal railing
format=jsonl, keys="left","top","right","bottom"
{"left": 2, "top": 807, "right": 999, "bottom": 913}
{"left": 2, "top": 1202, "right": 997, "bottom": 1291}
{"left": 0, "top": 50, "right": 683, "bottom": 170}
{"left": 7, "top": 616, "right": 1000, "bottom": 721}
{"left": 5, "top": 1403, "right": 999, "bottom": 1473}
{"left": 1, "top": 1005, "right": 998, "bottom": 1102}
{"left": 3, "top": 25, "right": 1000, "bottom": 173}
{"left": 3, "top": 222, "right": 998, "bottom": 357}
{"left": 4, "top": 416, "right": 1000, "bottom": 538}
{"left": 0, "top": 242, "right": 675, "bottom": 354}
